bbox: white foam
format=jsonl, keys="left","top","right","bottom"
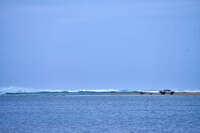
{"left": 0, "top": 86, "right": 200, "bottom": 95}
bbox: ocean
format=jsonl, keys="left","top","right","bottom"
{"left": 0, "top": 95, "right": 200, "bottom": 133}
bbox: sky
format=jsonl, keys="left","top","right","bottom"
{"left": 0, "top": 0, "right": 200, "bottom": 90}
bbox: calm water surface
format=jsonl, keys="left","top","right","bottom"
{"left": 0, "top": 95, "right": 200, "bottom": 133}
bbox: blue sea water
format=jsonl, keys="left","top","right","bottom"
{"left": 0, "top": 95, "right": 200, "bottom": 133}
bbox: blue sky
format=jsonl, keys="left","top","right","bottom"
{"left": 0, "top": 0, "right": 200, "bottom": 90}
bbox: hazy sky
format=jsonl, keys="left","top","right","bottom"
{"left": 0, "top": 0, "right": 200, "bottom": 90}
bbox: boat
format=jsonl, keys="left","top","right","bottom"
{"left": 159, "top": 89, "right": 175, "bottom": 95}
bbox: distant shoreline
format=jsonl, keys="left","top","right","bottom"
{"left": 114, "top": 92, "right": 200, "bottom": 96}
{"left": 1, "top": 92, "right": 200, "bottom": 96}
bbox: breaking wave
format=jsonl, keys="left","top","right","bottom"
{"left": 0, "top": 86, "right": 148, "bottom": 95}
{"left": 0, "top": 86, "right": 199, "bottom": 95}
